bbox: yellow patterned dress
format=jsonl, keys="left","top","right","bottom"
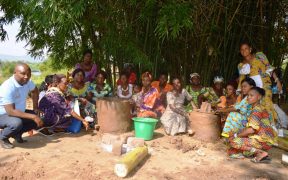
{"left": 238, "top": 52, "right": 276, "bottom": 123}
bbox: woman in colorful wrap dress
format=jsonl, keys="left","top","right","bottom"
{"left": 67, "top": 68, "right": 96, "bottom": 124}
{"left": 87, "top": 71, "right": 112, "bottom": 104}
{"left": 39, "top": 75, "right": 89, "bottom": 133}
{"left": 219, "top": 78, "right": 256, "bottom": 138}
{"left": 228, "top": 87, "right": 277, "bottom": 162}
{"left": 237, "top": 42, "right": 278, "bottom": 123}
{"left": 137, "top": 72, "right": 160, "bottom": 118}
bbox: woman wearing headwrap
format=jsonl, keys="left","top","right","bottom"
{"left": 39, "top": 74, "right": 89, "bottom": 134}
{"left": 186, "top": 73, "right": 207, "bottom": 112}
{"left": 136, "top": 72, "right": 160, "bottom": 118}
{"left": 198, "top": 76, "right": 225, "bottom": 108}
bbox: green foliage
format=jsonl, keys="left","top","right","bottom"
{"left": 155, "top": 1, "right": 193, "bottom": 40}
{"left": 0, "top": 0, "right": 287, "bottom": 86}
{"left": 0, "top": 61, "right": 17, "bottom": 83}
{"left": 0, "top": 59, "right": 68, "bottom": 86}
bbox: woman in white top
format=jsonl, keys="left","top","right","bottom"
{"left": 117, "top": 72, "right": 133, "bottom": 99}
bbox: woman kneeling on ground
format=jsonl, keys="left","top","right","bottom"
{"left": 228, "top": 87, "right": 277, "bottom": 163}
{"left": 39, "top": 74, "right": 89, "bottom": 135}
{"left": 161, "top": 77, "right": 194, "bottom": 136}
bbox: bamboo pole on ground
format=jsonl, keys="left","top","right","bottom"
{"left": 114, "top": 146, "right": 148, "bottom": 178}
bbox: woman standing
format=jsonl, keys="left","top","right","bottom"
{"left": 161, "top": 77, "right": 194, "bottom": 136}
{"left": 228, "top": 87, "right": 277, "bottom": 162}
{"left": 219, "top": 78, "right": 256, "bottom": 138}
{"left": 237, "top": 42, "right": 276, "bottom": 122}
{"left": 75, "top": 49, "right": 97, "bottom": 83}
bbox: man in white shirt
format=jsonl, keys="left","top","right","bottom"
{"left": 0, "top": 63, "right": 43, "bottom": 149}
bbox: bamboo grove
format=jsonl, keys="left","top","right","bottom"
{"left": 0, "top": 0, "right": 288, "bottom": 86}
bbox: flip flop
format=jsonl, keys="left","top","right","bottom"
{"left": 251, "top": 156, "right": 271, "bottom": 164}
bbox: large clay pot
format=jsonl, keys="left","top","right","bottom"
{"left": 96, "top": 97, "right": 132, "bottom": 134}
{"left": 189, "top": 111, "right": 221, "bottom": 142}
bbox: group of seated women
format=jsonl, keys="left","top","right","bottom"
{"left": 36, "top": 45, "right": 284, "bottom": 163}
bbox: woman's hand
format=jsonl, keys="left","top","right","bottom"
{"left": 82, "top": 120, "right": 89, "bottom": 131}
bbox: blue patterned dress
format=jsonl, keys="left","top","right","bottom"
{"left": 221, "top": 96, "right": 252, "bottom": 137}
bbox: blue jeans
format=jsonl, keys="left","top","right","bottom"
{"left": 0, "top": 110, "right": 37, "bottom": 140}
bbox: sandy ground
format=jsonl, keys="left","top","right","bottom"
{"left": 1, "top": 99, "right": 287, "bottom": 179}
{"left": 0, "top": 128, "right": 287, "bottom": 180}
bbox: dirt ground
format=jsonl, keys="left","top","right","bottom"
{"left": 0, "top": 128, "right": 287, "bottom": 180}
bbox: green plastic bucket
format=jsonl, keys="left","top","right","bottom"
{"left": 132, "top": 117, "right": 158, "bottom": 141}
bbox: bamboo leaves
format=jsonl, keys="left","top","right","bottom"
{"left": 0, "top": 0, "right": 287, "bottom": 85}
{"left": 155, "top": 1, "right": 193, "bottom": 40}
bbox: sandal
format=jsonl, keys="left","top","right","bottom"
{"left": 251, "top": 156, "right": 271, "bottom": 164}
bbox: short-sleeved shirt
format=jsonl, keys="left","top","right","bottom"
{"left": 0, "top": 76, "right": 35, "bottom": 115}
